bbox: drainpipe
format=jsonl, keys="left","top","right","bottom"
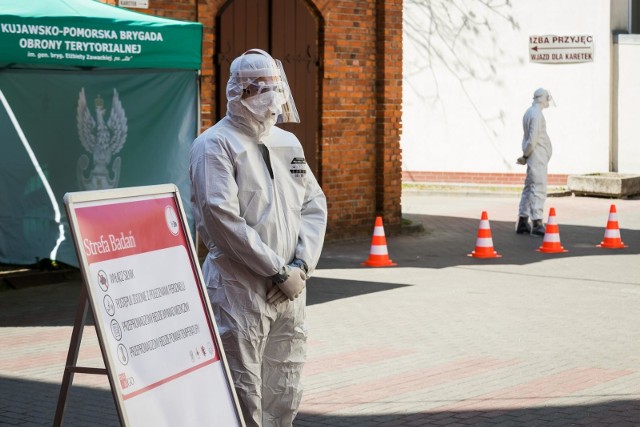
{"left": 611, "top": 32, "right": 619, "bottom": 173}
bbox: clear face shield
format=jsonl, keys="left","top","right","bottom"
{"left": 232, "top": 50, "right": 300, "bottom": 124}
{"left": 533, "top": 88, "right": 556, "bottom": 108}
{"left": 546, "top": 91, "right": 556, "bottom": 107}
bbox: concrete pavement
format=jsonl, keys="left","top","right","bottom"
{"left": 2, "top": 190, "right": 640, "bottom": 426}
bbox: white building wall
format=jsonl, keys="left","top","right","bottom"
{"left": 402, "top": 0, "right": 620, "bottom": 178}
{"left": 616, "top": 34, "right": 640, "bottom": 173}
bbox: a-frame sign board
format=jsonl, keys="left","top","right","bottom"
{"left": 54, "top": 184, "right": 245, "bottom": 426}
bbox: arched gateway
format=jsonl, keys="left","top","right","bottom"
{"left": 216, "top": 0, "right": 322, "bottom": 177}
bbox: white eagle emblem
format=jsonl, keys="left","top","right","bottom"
{"left": 76, "top": 88, "right": 127, "bottom": 190}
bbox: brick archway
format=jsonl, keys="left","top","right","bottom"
{"left": 215, "top": 0, "right": 322, "bottom": 178}
{"left": 197, "top": 0, "right": 403, "bottom": 239}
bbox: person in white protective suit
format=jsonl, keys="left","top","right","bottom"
{"left": 189, "top": 49, "right": 328, "bottom": 426}
{"left": 516, "top": 88, "right": 554, "bottom": 236}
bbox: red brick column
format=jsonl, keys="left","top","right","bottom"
{"left": 375, "top": 0, "right": 403, "bottom": 233}
{"left": 315, "top": 0, "right": 403, "bottom": 239}
{"left": 319, "top": 1, "right": 376, "bottom": 238}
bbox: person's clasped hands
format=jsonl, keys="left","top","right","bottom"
{"left": 266, "top": 260, "right": 308, "bottom": 305}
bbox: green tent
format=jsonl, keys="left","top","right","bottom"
{"left": 0, "top": 0, "right": 202, "bottom": 267}
{"left": 0, "top": 0, "right": 202, "bottom": 69}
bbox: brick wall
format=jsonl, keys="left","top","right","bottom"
{"left": 375, "top": 0, "right": 403, "bottom": 232}
{"left": 108, "top": 0, "right": 404, "bottom": 239}
{"left": 312, "top": 0, "right": 403, "bottom": 238}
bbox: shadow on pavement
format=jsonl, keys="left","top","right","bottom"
{"left": 307, "top": 277, "right": 408, "bottom": 306}
{"left": 0, "top": 376, "right": 119, "bottom": 427}
{"left": 0, "top": 277, "right": 405, "bottom": 325}
{"left": 319, "top": 215, "right": 640, "bottom": 270}
{"left": 296, "top": 397, "right": 640, "bottom": 426}
{"left": 0, "top": 281, "right": 85, "bottom": 327}
{"left": 3, "top": 375, "right": 639, "bottom": 426}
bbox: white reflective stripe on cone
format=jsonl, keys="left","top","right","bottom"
{"left": 479, "top": 220, "right": 490, "bottom": 229}
{"left": 604, "top": 229, "right": 621, "bottom": 238}
{"left": 373, "top": 227, "right": 385, "bottom": 236}
{"left": 608, "top": 213, "right": 618, "bottom": 221}
{"left": 547, "top": 216, "right": 557, "bottom": 224}
{"left": 543, "top": 233, "right": 560, "bottom": 242}
{"left": 370, "top": 246, "right": 389, "bottom": 255}
{"left": 475, "top": 238, "right": 494, "bottom": 247}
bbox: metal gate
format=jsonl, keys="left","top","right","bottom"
{"left": 216, "top": 0, "right": 321, "bottom": 177}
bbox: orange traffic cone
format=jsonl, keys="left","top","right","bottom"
{"left": 468, "top": 211, "right": 501, "bottom": 258}
{"left": 537, "top": 207, "right": 568, "bottom": 253}
{"left": 362, "top": 216, "right": 397, "bottom": 267}
{"left": 597, "top": 204, "right": 628, "bottom": 248}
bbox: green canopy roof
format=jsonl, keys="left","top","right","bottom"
{"left": 0, "top": 0, "right": 202, "bottom": 69}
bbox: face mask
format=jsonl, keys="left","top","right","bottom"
{"left": 241, "top": 91, "right": 285, "bottom": 119}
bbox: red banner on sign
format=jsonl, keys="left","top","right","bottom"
{"left": 74, "top": 197, "right": 187, "bottom": 264}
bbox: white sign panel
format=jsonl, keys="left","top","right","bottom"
{"left": 529, "top": 35, "right": 594, "bottom": 64}
{"left": 64, "top": 185, "right": 244, "bottom": 427}
{"left": 119, "top": 0, "right": 149, "bottom": 9}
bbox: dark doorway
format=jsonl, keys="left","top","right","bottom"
{"left": 632, "top": 0, "right": 640, "bottom": 33}
{"left": 216, "top": 0, "right": 321, "bottom": 177}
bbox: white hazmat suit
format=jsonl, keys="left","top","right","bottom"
{"left": 517, "top": 88, "right": 553, "bottom": 236}
{"left": 190, "top": 49, "right": 327, "bottom": 427}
